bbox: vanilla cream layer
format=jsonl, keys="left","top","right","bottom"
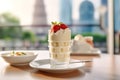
{"left": 49, "top": 47, "right": 70, "bottom": 53}
{"left": 48, "top": 28, "right": 71, "bottom": 41}
{"left": 50, "top": 53, "right": 70, "bottom": 62}
{"left": 49, "top": 41, "right": 71, "bottom": 47}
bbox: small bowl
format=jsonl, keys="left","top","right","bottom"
{"left": 1, "top": 51, "right": 38, "bottom": 65}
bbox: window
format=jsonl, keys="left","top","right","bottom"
{"left": 0, "top": 0, "right": 109, "bottom": 53}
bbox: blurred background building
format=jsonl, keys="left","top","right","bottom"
{"left": 60, "top": 0, "right": 72, "bottom": 25}
{"left": 32, "top": 0, "right": 47, "bottom": 25}
{"left": 32, "top": 0, "right": 48, "bottom": 39}
{"left": 114, "top": 0, "right": 120, "bottom": 32}
{"left": 101, "top": 0, "right": 108, "bottom": 28}
{"left": 79, "top": 0, "right": 95, "bottom": 33}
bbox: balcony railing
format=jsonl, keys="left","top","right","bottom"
{"left": 0, "top": 24, "right": 107, "bottom": 53}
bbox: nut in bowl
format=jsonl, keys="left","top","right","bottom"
{"left": 1, "top": 51, "right": 38, "bottom": 66}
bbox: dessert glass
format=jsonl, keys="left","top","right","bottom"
{"left": 48, "top": 41, "right": 71, "bottom": 67}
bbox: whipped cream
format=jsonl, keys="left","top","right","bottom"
{"left": 48, "top": 28, "right": 71, "bottom": 41}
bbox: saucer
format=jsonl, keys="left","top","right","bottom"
{"left": 29, "top": 59, "right": 85, "bottom": 73}
{"left": 71, "top": 48, "right": 101, "bottom": 56}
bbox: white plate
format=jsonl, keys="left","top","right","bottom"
{"left": 29, "top": 59, "right": 85, "bottom": 73}
{"left": 71, "top": 48, "right": 101, "bottom": 56}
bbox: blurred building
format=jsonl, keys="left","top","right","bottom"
{"left": 79, "top": 0, "right": 95, "bottom": 33}
{"left": 59, "top": 0, "right": 72, "bottom": 25}
{"left": 101, "top": 0, "right": 107, "bottom": 6}
{"left": 114, "top": 0, "right": 120, "bottom": 32}
{"left": 101, "top": 0, "right": 108, "bottom": 28}
{"left": 32, "top": 0, "right": 47, "bottom": 25}
{"left": 32, "top": 0, "right": 48, "bottom": 38}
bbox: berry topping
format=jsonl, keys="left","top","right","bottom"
{"left": 51, "top": 21, "right": 68, "bottom": 33}
{"left": 60, "top": 23, "right": 68, "bottom": 29}
{"left": 51, "top": 25, "right": 60, "bottom": 33}
{"left": 51, "top": 22, "right": 60, "bottom": 33}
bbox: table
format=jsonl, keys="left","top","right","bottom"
{"left": 0, "top": 50, "right": 120, "bottom": 80}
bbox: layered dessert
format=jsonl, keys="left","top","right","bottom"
{"left": 48, "top": 22, "right": 71, "bottom": 64}
{"left": 71, "top": 34, "right": 94, "bottom": 53}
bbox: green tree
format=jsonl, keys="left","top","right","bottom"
{"left": 22, "top": 31, "right": 36, "bottom": 43}
{"left": 0, "top": 12, "right": 20, "bottom": 25}
{"left": 0, "top": 12, "right": 21, "bottom": 40}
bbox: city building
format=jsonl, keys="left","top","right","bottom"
{"left": 32, "top": 0, "right": 48, "bottom": 38}
{"left": 59, "top": 0, "right": 72, "bottom": 25}
{"left": 101, "top": 0, "right": 108, "bottom": 28}
{"left": 79, "top": 0, "right": 95, "bottom": 33}
{"left": 32, "top": 0, "right": 47, "bottom": 25}
{"left": 114, "top": 0, "right": 120, "bottom": 32}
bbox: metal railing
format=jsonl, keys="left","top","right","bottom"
{"left": 0, "top": 24, "right": 107, "bottom": 52}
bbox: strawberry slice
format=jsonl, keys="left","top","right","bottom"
{"left": 60, "top": 23, "right": 68, "bottom": 29}
{"left": 51, "top": 22, "right": 60, "bottom": 33}
{"left": 52, "top": 25, "right": 60, "bottom": 33}
{"left": 51, "top": 22, "right": 68, "bottom": 33}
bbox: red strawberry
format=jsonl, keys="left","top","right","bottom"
{"left": 51, "top": 22, "right": 60, "bottom": 33}
{"left": 51, "top": 22, "right": 68, "bottom": 33}
{"left": 60, "top": 23, "right": 68, "bottom": 29}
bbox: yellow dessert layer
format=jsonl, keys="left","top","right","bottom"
{"left": 48, "top": 41, "right": 71, "bottom": 47}
{"left": 50, "top": 53, "right": 70, "bottom": 62}
{"left": 49, "top": 47, "right": 70, "bottom": 53}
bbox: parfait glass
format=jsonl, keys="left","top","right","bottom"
{"left": 48, "top": 41, "right": 71, "bottom": 67}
